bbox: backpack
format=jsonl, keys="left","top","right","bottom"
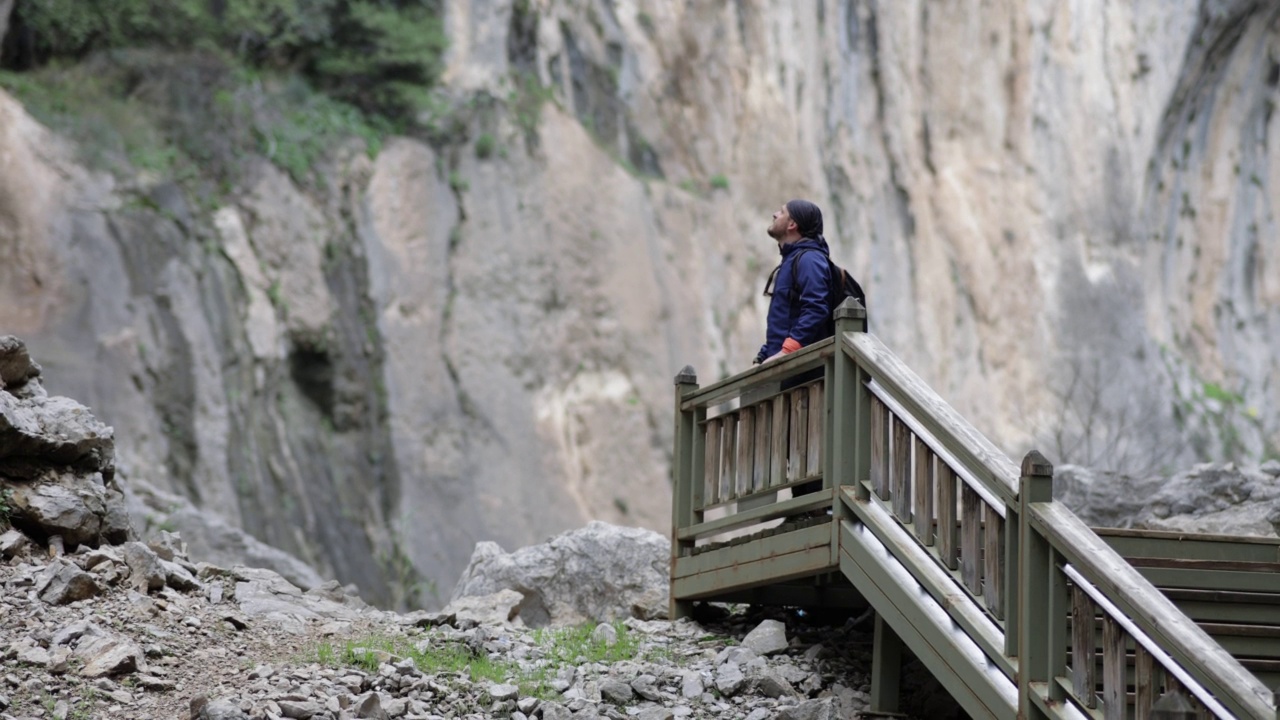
{"left": 792, "top": 248, "right": 866, "bottom": 336}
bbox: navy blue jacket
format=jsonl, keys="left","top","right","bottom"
{"left": 756, "top": 237, "right": 832, "bottom": 362}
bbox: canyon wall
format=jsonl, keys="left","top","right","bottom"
{"left": 1, "top": 0, "right": 1276, "bottom": 606}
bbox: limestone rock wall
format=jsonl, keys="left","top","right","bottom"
{"left": 2, "top": 0, "right": 1278, "bottom": 606}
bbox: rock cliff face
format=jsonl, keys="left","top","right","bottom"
{"left": 1, "top": 0, "right": 1278, "bottom": 606}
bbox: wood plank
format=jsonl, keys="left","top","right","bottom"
{"left": 913, "top": 437, "right": 934, "bottom": 545}
{"left": 960, "top": 483, "right": 982, "bottom": 596}
{"left": 937, "top": 464, "right": 958, "bottom": 571}
{"left": 1134, "top": 566, "right": 1280, "bottom": 594}
{"left": 703, "top": 418, "right": 722, "bottom": 507}
{"left": 1126, "top": 556, "right": 1280, "bottom": 573}
{"left": 770, "top": 394, "right": 788, "bottom": 487}
{"left": 789, "top": 387, "right": 809, "bottom": 481}
{"left": 806, "top": 381, "right": 823, "bottom": 478}
{"left": 983, "top": 507, "right": 1004, "bottom": 619}
{"left": 1102, "top": 617, "right": 1125, "bottom": 720}
{"left": 721, "top": 413, "right": 737, "bottom": 501}
{"left": 1072, "top": 586, "right": 1097, "bottom": 709}
{"left": 871, "top": 395, "right": 888, "bottom": 499}
{"left": 737, "top": 407, "right": 755, "bottom": 498}
{"left": 891, "top": 413, "right": 912, "bottom": 523}
{"left": 753, "top": 402, "right": 770, "bottom": 492}
{"left": 672, "top": 544, "right": 835, "bottom": 599}
{"left": 1134, "top": 645, "right": 1158, "bottom": 720}
{"left": 673, "top": 523, "right": 832, "bottom": 577}
{"left": 676, "top": 489, "right": 834, "bottom": 541}
{"left": 1096, "top": 526, "right": 1280, "bottom": 563}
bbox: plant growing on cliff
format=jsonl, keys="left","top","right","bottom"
{"left": 5, "top": 0, "right": 446, "bottom": 120}
{"left": 0, "top": 487, "right": 14, "bottom": 529}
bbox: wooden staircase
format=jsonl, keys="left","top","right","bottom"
{"left": 670, "top": 300, "right": 1280, "bottom": 720}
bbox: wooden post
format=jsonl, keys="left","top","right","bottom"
{"left": 871, "top": 613, "right": 902, "bottom": 713}
{"left": 1148, "top": 691, "right": 1197, "bottom": 719}
{"left": 1018, "top": 450, "right": 1054, "bottom": 720}
{"left": 670, "top": 365, "right": 698, "bottom": 620}
{"left": 836, "top": 299, "right": 872, "bottom": 502}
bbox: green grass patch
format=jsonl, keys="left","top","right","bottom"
{"left": 313, "top": 621, "right": 668, "bottom": 700}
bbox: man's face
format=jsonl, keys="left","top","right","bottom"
{"left": 767, "top": 205, "right": 794, "bottom": 240}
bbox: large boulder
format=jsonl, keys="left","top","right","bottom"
{"left": 448, "top": 521, "right": 670, "bottom": 627}
{"left": 1057, "top": 462, "right": 1280, "bottom": 536}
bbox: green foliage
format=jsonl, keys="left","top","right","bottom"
{"left": 448, "top": 171, "right": 469, "bottom": 193}
{"left": 474, "top": 132, "right": 496, "bottom": 159}
{"left": 709, "top": 174, "right": 730, "bottom": 190}
{"left": 0, "top": 486, "right": 13, "bottom": 528}
{"left": 8, "top": 0, "right": 446, "bottom": 120}
{"left": 0, "top": 54, "right": 389, "bottom": 188}
{"left": 315, "top": 621, "right": 660, "bottom": 700}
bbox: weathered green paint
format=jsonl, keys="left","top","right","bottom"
{"left": 871, "top": 613, "right": 903, "bottom": 713}
{"left": 676, "top": 489, "right": 832, "bottom": 541}
{"left": 673, "top": 523, "right": 831, "bottom": 578}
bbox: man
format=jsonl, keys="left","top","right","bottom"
{"left": 754, "top": 199, "right": 833, "bottom": 365}
{"left": 755, "top": 199, "right": 834, "bottom": 509}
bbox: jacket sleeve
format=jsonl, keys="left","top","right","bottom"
{"left": 787, "top": 252, "right": 831, "bottom": 346}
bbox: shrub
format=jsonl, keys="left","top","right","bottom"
{"left": 3, "top": 0, "right": 446, "bottom": 120}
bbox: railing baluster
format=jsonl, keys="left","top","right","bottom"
{"left": 789, "top": 388, "right": 809, "bottom": 481}
{"left": 1072, "top": 585, "right": 1098, "bottom": 709}
{"left": 703, "top": 418, "right": 722, "bottom": 506}
{"left": 871, "top": 395, "right": 888, "bottom": 498}
{"left": 1135, "top": 644, "right": 1158, "bottom": 719}
{"left": 892, "top": 415, "right": 912, "bottom": 522}
{"left": 721, "top": 413, "right": 737, "bottom": 500}
{"left": 770, "top": 394, "right": 788, "bottom": 487}
{"left": 1102, "top": 616, "right": 1125, "bottom": 720}
{"left": 960, "top": 483, "right": 982, "bottom": 595}
{"left": 913, "top": 438, "right": 934, "bottom": 545}
{"left": 737, "top": 407, "right": 755, "bottom": 498}
{"left": 983, "top": 506, "right": 1004, "bottom": 619}
{"left": 806, "top": 382, "right": 823, "bottom": 477}
{"left": 753, "top": 402, "right": 770, "bottom": 493}
{"left": 938, "top": 464, "right": 958, "bottom": 570}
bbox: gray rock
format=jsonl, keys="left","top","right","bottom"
{"left": 278, "top": 699, "right": 322, "bottom": 718}
{"left": 600, "top": 679, "right": 634, "bottom": 704}
{"left": 714, "top": 662, "right": 746, "bottom": 696}
{"left": 777, "top": 698, "right": 839, "bottom": 720}
{"left": 192, "top": 697, "right": 249, "bottom": 720}
{"left": 36, "top": 559, "right": 101, "bottom": 605}
{"left": 540, "top": 701, "right": 572, "bottom": 720}
{"left": 0, "top": 528, "right": 35, "bottom": 558}
{"left": 449, "top": 522, "right": 669, "bottom": 627}
{"left": 161, "top": 559, "right": 201, "bottom": 591}
{"left": 122, "top": 542, "right": 166, "bottom": 592}
{"left": 75, "top": 635, "right": 143, "bottom": 677}
{"left": 0, "top": 393, "right": 113, "bottom": 471}
{"left": 353, "top": 691, "right": 389, "bottom": 720}
{"left": 753, "top": 670, "right": 796, "bottom": 698}
{"left": 441, "top": 588, "right": 524, "bottom": 626}
{"left": 680, "top": 670, "right": 704, "bottom": 699}
{"left": 0, "top": 336, "right": 40, "bottom": 387}
{"left": 591, "top": 622, "right": 619, "bottom": 646}
{"left": 742, "top": 619, "right": 788, "bottom": 656}
{"left": 489, "top": 682, "right": 519, "bottom": 701}
{"left": 630, "top": 674, "right": 662, "bottom": 701}
{"left": 8, "top": 475, "right": 104, "bottom": 546}
{"left": 636, "top": 709, "right": 675, "bottom": 720}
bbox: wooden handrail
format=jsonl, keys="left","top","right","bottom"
{"left": 679, "top": 338, "right": 835, "bottom": 411}
{"left": 843, "top": 331, "right": 1019, "bottom": 506}
{"left": 1030, "top": 501, "right": 1274, "bottom": 719}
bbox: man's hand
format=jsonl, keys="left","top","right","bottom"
{"left": 763, "top": 350, "right": 786, "bottom": 363}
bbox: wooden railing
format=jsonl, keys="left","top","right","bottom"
{"left": 671, "top": 298, "right": 1277, "bottom": 720}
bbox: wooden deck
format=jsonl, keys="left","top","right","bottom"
{"left": 671, "top": 300, "right": 1280, "bottom": 720}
